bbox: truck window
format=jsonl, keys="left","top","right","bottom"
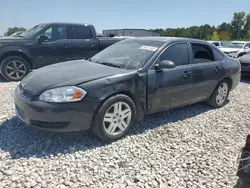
{"left": 41, "top": 26, "right": 67, "bottom": 42}
{"left": 73, "top": 26, "right": 93, "bottom": 39}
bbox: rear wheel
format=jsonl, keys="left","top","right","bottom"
{"left": 207, "top": 80, "right": 230, "bottom": 108}
{"left": 0, "top": 56, "right": 30, "bottom": 82}
{"left": 92, "top": 94, "right": 136, "bottom": 142}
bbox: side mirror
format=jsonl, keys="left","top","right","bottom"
{"left": 37, "top": 35, "right": 48, "bottom": 43}
{"left": 245, "top": 46, "right": 249, "bottom": 50}
{"left": 154, "top": 60, "right": 176, "bottom": 70}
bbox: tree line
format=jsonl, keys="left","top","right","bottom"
{"left": 3, "top": 11, "right": 250, "bottom": 41}
{"left": 150, "top": 11, "right": 250, "bottom": 41}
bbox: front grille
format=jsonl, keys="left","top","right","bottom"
{"left": 30, "top": 120, "right": 69, "bottom": 128}
{"left": 19, "top": 85, "right": 33, "bottom": 100}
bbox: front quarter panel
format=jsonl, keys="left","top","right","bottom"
{"left": 77, "top": 71, "right": 146, "bottom": 118}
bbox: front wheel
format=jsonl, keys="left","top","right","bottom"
{"left": 0, "top": 56, "right": 30, "bottom": 82}
{"left": 207, "top": 80, "right": 230, "bottom": 108}
{"left": 92, "top": 94, "right": 136, "bottom": 142}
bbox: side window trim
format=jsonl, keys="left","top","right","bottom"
{"left": 149, "top": 42, "right": 190, "bottom": 70}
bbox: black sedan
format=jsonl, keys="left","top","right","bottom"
{"left": 14, "top": 37, "right": 241, "bottom": 141}
{"left": 236, "top": 134, "right": 250, "bottom": 188}
{"left": 239, "top": 52, "right": 250, "bottom": 75}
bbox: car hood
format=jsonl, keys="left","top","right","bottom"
{"left": 220, "top": 47, "right": 241, "bottom": 53}
{"left": 21, "top": 60, "right": 134, "bottom": 95}
{"left": 239, "top": 54, "right": 250, "bottom": 64}
{"left": 0, "top": 36, "right": 32, "bottom": 46}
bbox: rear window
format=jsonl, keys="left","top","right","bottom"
{"left": 212, "top": 49, "right": 224, "bottom": 61}
{"left": 73, "top": 25, "right": 93, "bottom": 39}
{"left": 212, "top": 42, "right": 220, "bottom": 46}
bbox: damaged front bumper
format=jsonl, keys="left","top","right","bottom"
{"left": 14, "top": 84, "right": 95, "bottom": 134}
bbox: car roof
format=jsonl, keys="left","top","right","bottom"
{"left": 207, "top": 40, "right": 221, "bottom": 43}
{"left": 128, "top": 36, "right": 212, "bottom": 44}
{"left": 38, "top": 22, "right": 94, "bottom": 27}
{"left": 231, "top": 41, "right": 248, "bottom": 44}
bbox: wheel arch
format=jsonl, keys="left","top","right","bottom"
{"left": 0, "top": 51, "right": 33, "bottom": 69}
{"left": 209, "top": 77, "right": 233, "bottom": 100}
{"left": 91, "top": 91, "right": 145, "bottom": 127}
{"left": 221, "top": 76, "right": 233, "bottom": 90}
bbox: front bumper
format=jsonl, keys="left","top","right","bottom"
{"left": 237, "top": 148, "right": 250, "bottom": 183}
{"left": 241, "top": 63, "right": 250, "bottom": 75}
{"left": 14, "top": 86, "right": 95, "bottom": 134}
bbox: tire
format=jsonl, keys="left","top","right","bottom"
{"left": 92, "top": 94, "right": 136, "bottom": 142}
{"left": 207, "top": 79, "right": 230, "bottom": 108}
{"left": 0, "top": 56, "right": 30, "bottom": 82}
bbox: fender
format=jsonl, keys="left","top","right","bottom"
{"left": 0, "top": 46, "right": 32, "bottom": 63}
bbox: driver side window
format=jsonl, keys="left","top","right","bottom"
{"left": 41, "top": 26, "right": 67, "bottom": 42}
{"left": 159, "top": 43, "right": 189, "bottom": 66}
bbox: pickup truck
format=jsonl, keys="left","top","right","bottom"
{"left": 0, "top": 22, "right": 123, "bottom": 81}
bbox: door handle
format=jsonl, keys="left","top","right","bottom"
{"left": 214, "top": 66, "right": 221, "bottom": 73}
{"left": 183, "top": 71, "right": 191, "bottom": 78}
{"left": 90, "top": 43, "right": 96, "bottom": 48}
{"left": 64, "top": 44, "right": 71, "bottom": 48}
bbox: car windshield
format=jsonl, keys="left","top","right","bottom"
{"left": 224, "top": 42, "right": 245, "bottom": 48}
{"left": 19, "top": 24, "right": 46, "bottom": 38}
{"left": 91, "top": 39, "right": 165, "bottom": 70}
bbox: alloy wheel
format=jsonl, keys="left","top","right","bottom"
{"left": 103, "top": 102, "right": 132, "bottom": 135}
{"left": 5, "top": 60, "right": 27, "bottom": 80}
{"left": 216, "top": 83, "right": 228, "bottom": 105}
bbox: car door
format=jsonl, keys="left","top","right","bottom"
{"left": 189, "top": 43, "right": 224, "bottom": 102}
{"left": 32, "top": 25, "right": 73, "bottom": 68}
{"left": 147, "top": 42, "right": 195, "bottom": 113}
{"left": 70, "top": 25, "right": 99, "bottom": 60}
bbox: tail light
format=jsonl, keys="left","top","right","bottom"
{"left": 237, "top": 59, "right": 241, "bottom": 72}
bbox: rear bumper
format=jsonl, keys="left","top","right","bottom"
{"left": 14, "top": 86, "right": 95, "bottom": 134}
{"left": 231, "top": 71, "right": 241, "bottom": 90}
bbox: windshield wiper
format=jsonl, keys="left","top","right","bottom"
{"left": 100, "top": 62, "right": 122, "bottom": 68}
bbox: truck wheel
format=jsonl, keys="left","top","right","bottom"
{"left": 0, "top": 56, "right": 30, "bottom": 82}
{"left": 207, "top": 80, "right": 230, "bottom": 108}
{"left": 92, "top": 94, "right": 136, "bottom": 142}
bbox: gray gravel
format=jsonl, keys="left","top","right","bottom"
{"left": 0, "top": 76, "right": 250, "bottom": 188}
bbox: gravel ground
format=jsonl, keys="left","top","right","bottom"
{"left": 0, "top": 76, "right": 249, "bottom": 188}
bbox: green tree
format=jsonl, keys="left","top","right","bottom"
{"left": 210, "top": 31, "right": 220, "bottom": 40}
{"left": 219, "top": 31, "right": 231, "bottom": 41}
{"left": 231, "top": 11, "right": 246, "bottom": 40}
{"left": 242, "top": 13, "right": 250, "bottom": 39}
{"left": 150, "top": 11, "right": 250, "bottom": 40}
{"left": 4, "top": 27, "right": 26, "bottom": 36}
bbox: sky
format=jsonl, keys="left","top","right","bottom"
{"left": 0, "top": 0, "right": 250, "bottom": 35}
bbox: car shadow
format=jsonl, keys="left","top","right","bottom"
{"left": 0, "top": 75, "right": 7, "bottom": 83}
{"left": 0, "top": 102, "right": 214, "bottom": 160}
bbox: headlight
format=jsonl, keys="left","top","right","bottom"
{"left": 39, "top": 86, "right": 87, "bottom": 103}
